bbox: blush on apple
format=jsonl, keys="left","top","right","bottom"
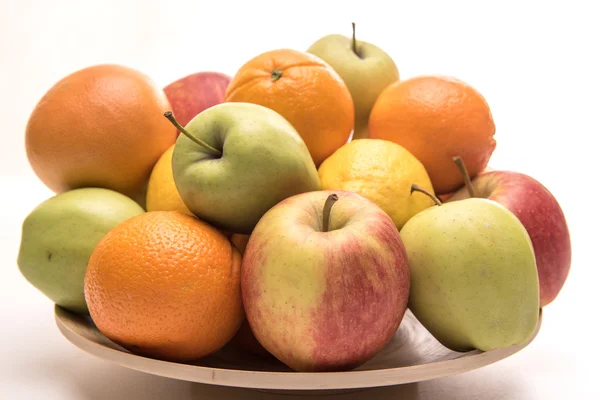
{"left": 228, "top": 233, "right": 273, "bottom": 358}
{"left": 241, "top": 190, "right": 410, "bottom": 372}
{"left": 447, "top": 170, "right": 571, "bottom": 307}
{"left": 163, "top": 71, "right": 231, "bottom": 127}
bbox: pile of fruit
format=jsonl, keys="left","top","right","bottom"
{"left": 17, "top": 24, "right": 571, "bottom": 373}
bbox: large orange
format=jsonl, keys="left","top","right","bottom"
{"left": 368, "top": 76, "right": 496, "bottom": 194}
{"left": 223, "top": 49, "right": 354, "bottom": 166}
{"left": 25, "top": 64, "right": 177, "bottom": 203}
{"left": 84, "top": 211, "right": 244, "bottom": 362}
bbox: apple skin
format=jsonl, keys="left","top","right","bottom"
{"left": 307, "top": 33, "right": 399, "bottom": 140}
{"left": 228, "top": 233, "right": 273, "bottom": 357}
{"left": 164, "top": 71, "right": 230, "bottom": 127}
{"left": 447, "top": 171, "right": 571, "bottom": 307}
{"left": 241, "top": 190, "right": 410, "bottom": 372}
{"left": 400, "top": 198, "right": 539, "bottom": 352}
{"left": 171, "top": 102, "right": 321, "bottom": 235}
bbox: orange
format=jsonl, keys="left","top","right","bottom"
{"left": 368, "top": 76, "right": 496, "bottom": 194}
{"left": 223, "top": 49, "right": 354, "bottom": 166}
{"left": 25, "top": 64, "right": 177, "bottom": 203}
{"left": 84, "top": 211, "right": 244, "bottom": 362}
{"left": 146, "top": 144, "right": 193, "bottom": 216}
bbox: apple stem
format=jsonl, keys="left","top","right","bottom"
{"left": 163, "top": 111, "right": 222, "bottom": 158}
{"left": 351, "top": 22, "right": 358, "bottom": 56}
{"left": 452, "top": 156, "right": 476, "bottom": 198}
{"left": 322, "top": 193, "right": 339, "bottom": 232}
{"left": 410, "top": 184, "right": 442, "bottom": 206}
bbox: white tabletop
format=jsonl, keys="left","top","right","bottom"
{"left": 1, "top": 1, "right": 599, "bottom": 398}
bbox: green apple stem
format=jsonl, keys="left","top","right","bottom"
{"left": 452, "top": 156, "right": 476, "bottom": 198}
{"left": 352, "top": 22, "right": 358, "bottom": 55}
{"left": 163, "top": 111, "right": 222, "bottom": 158}
{"left": 322, "top": 193, "right": 339, "bottom": 232}
{"left": 410, "top": 184, "right": 442, "bottom": 206}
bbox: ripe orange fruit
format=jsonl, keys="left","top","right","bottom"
{"left": 368, "top": 76, "right": 496, "bottom": 194}
{"left": 223, "top": 49, "right": 354, "bottom": 166}
{"left": 25, "top": 64, "right": 177, "bottom": 203}
{"left": 84, "top": 211, "right": 244, "bottom": 362}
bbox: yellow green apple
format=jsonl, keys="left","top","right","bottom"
{"left": 167, "top": 102, "right": 321, "bottom": 234}
{"left": 400, "top": 185, "right": 540, "bottom": 352}
{"left": 17, "top": 188, "right": 144, "bottom": 314}
{"left": 307, "top": 23, "right": 399, "bottom": 140}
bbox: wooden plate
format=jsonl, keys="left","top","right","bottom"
{"left": 55, "top": 306, "right": 541, "bottom": 392}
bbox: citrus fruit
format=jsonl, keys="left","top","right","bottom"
{"left": 25, "top": 64, "right": 177, "bottom": 203}
{"left": 17, "top": 188, "right": 144, "bottom": 314}
{"left": 223, "top": 49, "right": 354, "bottom": 166}
{"left": 84, "top": 211, "right": 244, "bottom": 362}
{"left": 146, "top": 144, "right": 193, "bottom": 216}
{"left": 318, "top": 139, "right": 436, "bottom": 230}
{"left": 368, "top": 75, "right": 496, "bottom": 194}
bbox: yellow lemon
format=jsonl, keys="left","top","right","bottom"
{"left": 146, "top": 144, "right": 193, "bottom": 216}
{"left": 318, "top": 139, "right": 436, "bottom": 230}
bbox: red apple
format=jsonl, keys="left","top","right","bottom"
{"left": 228, "top": 233, "right": 273, "bottom": 358}
{"left": 447, "top": 171, "right": 571, "bottom": 307}
{"left": 241, "top": 190, "right": 410, "bottom": 372}
{"left": 163, "top": 71, "right": 231, "bottom": 127}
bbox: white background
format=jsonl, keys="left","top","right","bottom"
{"left": 1, "top": 0, "right": 598, "bottom": 398}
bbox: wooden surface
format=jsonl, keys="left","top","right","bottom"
{"left": 55, "top": 305, "right": 541, "bottom": 392}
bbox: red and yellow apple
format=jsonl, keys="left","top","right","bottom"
{"left": 163, "top": 71, "right": 230, "bottom": 127}
{"left": 447, "top": 171, "right": 571, "bottom": 307}
{"left": 228, "top": 233, "right": 272, "bottom": 358}
{"left": 241, "top": 190, "right": 410, "bottom": 372}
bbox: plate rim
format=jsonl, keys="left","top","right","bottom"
{"left": 54, "top": 306, "right": 542, "bottom": 391}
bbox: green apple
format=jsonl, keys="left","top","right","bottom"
{"left": 307, "top": 23, "right": 399, "bottom": 140}
{"left": 166, "top": 102, "right": 321, "bottom": 234}
{"left": 399, "top": 185, "right": 540, "bottom": 352}
{"left": 17, "top": 188, "right": 145, "bottom": 314}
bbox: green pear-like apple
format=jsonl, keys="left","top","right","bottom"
{"left": 167, "top": 102, "right": 321, "bottom": 234}
{"left": 307, "top": 23, "right": 399, "bottom": 140}
{"left": 17, "top": 188, "right": 145, "bottom": 314}
{"left": 399, "top": 185, "right": 540, "bottom": 352}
